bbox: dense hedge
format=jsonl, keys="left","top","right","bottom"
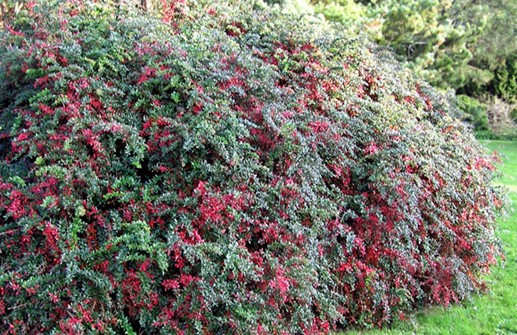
{"left": 0, "top": 1, "right": 504, "bottom": 334}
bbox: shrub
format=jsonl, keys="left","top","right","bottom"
{"left": 474, "top": 130, "right": 517, "bottom": 141}
{"left": 491, "top": 55, "right": 517, "bottom": 103}
{"left": 456, "top": 95, "right": 489, "bottom": 131}
{"left": 511, "top": 108, "right": 517, "bottom": 124}
{"left": 0, "top": 1, "right": 504, "bottom": 334}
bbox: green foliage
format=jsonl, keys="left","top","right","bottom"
{"left": 456, "top": 95, "right": 489, "bottom": 131}
{"left": 491, "top": 55, "right": 517, "bottom": 102}
{"left": 0, "top": 1, "right": 27, "bottom": 27}
{"left": 511, "top": 108, "right": 517, "bottom": 124}
{"left": 310, "top": 0, "right": 364, "bottom": 26}
{"left": 474, "top": 130, "right": 517, "bottom": 142}
{"left": 471, "top": 1, "right": 517, "bottom": 70}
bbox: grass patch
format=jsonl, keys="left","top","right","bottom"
{"left": 339, "top": 140, "right": 517, "bottom": 335}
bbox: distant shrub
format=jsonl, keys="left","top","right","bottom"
{"left": 474, "top": 130, "right": 517, "bottom": 141}
{"left": 511, "top": 108, "right": 517, "bottom": 124}
{"left": 456, "top": 95, "right": 489, "bottom": 131}
{"left": 491, "top": 55, "right": 517, "bottom": 102}
{"left": 0, "top": 1, "right": 504, "bottom": 334}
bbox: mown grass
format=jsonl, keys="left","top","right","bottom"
{"left": 340, "top": 140, "right": 517, "bottom": 335}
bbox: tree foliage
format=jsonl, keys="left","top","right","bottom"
{"left": 304, "top": 0, "right": 517, "bottom": 133}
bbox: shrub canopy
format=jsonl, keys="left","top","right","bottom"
{"left": 0, "top": 1, "right": 504, "bottom": 334}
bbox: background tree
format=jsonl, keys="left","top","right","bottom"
{"left": 297, "top": 0, "right": 517, "bottom": 135}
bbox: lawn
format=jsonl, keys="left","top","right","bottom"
{"left": 340, "top": 140, "right": 517, "bottom": 335}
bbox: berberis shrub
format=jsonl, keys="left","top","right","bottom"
{"left": 0, "top": 1, "right": 505, "bottom": 334}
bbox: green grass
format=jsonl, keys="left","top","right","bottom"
{"left": 339, "top": 140, "right": 517, "bottom": 335}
